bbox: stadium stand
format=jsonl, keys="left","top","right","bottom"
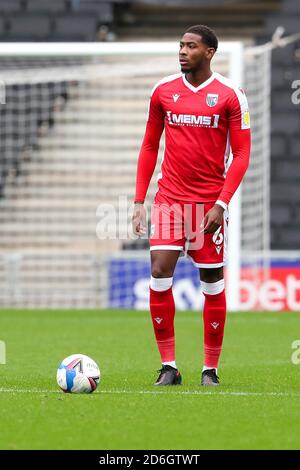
{"left": 0, "top": 80, "right": 69, "bottom": 198}
{"left": 255, "top": 0, "right": 300, "bottom": 248}
{"left": 0, "top": 0, "right": 116, "bottom": 42}
{"left": 0, "top": 1, "right": 284, "bottom": 43}
{"left": 114, "top": 0, "right": 282, "bottom": 39}
{"left": 0, "top": 71, "right": 158, "bottom": 250}
{"left": 0, "top": 60, "right": 177, "bottom": 307}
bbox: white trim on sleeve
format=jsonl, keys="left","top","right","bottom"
{"left": 216, "top": 200, "right": 228, "bottom": 211}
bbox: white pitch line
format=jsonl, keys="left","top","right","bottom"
{"left": 0, "top": 388, "right": 300, "bottom": 398}
{"left": 0, "top": 388, "right": 60, "bottom": 394}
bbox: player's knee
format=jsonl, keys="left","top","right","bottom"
{"left": 151, "top": 265, "right": 173, "bottom": 279}
{"left": 200, "top": 267, "right": 223, "bottom": 283}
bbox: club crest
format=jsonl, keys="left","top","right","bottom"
{"left": 206, "top": 93, "right": 218, "bottom": 107}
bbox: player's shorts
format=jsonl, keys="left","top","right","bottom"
{"left": 149, "top": 191, "right": 228, "bottom": 268}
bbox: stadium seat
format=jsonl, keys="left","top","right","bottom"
{"left": 0, "top": 0, "right": 22, "bottom": 13}
{"left": 70, "top": 1, "right": 113, "bottom": 23}
{"left": 0, "top": 18, "right": 7, "bottom": 39}
{"left": 72, "top": 0, "right": 122, "bottom": 3}
{"left": 282, "top": 0, "right": 300, "bottom": 13}
{"left": 54, "top": 14, "right": 97, "bottom": 41}
{"left": 26, "top": 0, "right": 68, "bottom": 14}
{"left": 7, "top": 15, "right": 52, "bottom": 40}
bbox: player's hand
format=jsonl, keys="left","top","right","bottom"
{"left": 201, "top": 204, "right": 224, "bottom": 234}
{"left": 132, "top": 203, "right": 147, "bottom": 237}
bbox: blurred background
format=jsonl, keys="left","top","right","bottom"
{"left": 0, "top": 0, "right": 299, "bottom": 312}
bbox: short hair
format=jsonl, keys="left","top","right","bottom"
{"left": 184, "top": 25, "right": 218, "bottom": 51}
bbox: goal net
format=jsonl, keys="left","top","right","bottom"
{"left": 242, "top": 46, "right": 271, "bottom": 290}
{"left": 0, "top": 42, "right": 270, "bottom": 310}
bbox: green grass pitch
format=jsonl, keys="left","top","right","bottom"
{"left": 0, "top": 309, "right": 300, "bottom": 450}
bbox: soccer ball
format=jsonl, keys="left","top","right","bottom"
{"left": 57, "top": 354, "right": 100, "bottom": 393}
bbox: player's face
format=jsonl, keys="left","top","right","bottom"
{"left": 179, "top": 33, "right": 215, "bottom": 73}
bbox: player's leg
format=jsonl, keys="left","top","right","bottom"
{"left": 187, "top": 200, "right": 228, "bottom": 385}
{"left": 200, "top": 266, "right": 226, "bottom": 386}
{"left": 149, "top": 191, "right": 185, "bottom": 385}
{"left": 150, "top": 249, "right": 182, "bottom": 385}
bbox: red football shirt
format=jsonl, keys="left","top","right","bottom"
{"left": 135, "top": 71, "right": 251, "bottom": 206}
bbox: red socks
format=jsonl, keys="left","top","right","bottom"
{"left": 203, "top": 289, "right": 226, "bottom": 369}
{"left": 149, "top": 278, "right": 227, "bottom": 371}
{"left": 149, "top": 287, "right": 175, "bottom": 363}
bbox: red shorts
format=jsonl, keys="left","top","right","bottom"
{"left": 150, "top": 191, "right": 228, "bottom": 268}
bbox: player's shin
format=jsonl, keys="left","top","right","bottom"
{"left": 149, "top": 276, "right": 176, "bottom": 367}
{"left": 201, "top": 279, "right": 226, "bottom": 371}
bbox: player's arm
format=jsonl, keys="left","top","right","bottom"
{"left": 202, "top": 89, "right": 251, "bottom": 234}
{"left": 133, "top": 87, "right": 165, "bottom": 236}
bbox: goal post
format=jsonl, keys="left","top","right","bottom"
{"left": 0, "top": 41, "right": 266, "bottom": 310}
